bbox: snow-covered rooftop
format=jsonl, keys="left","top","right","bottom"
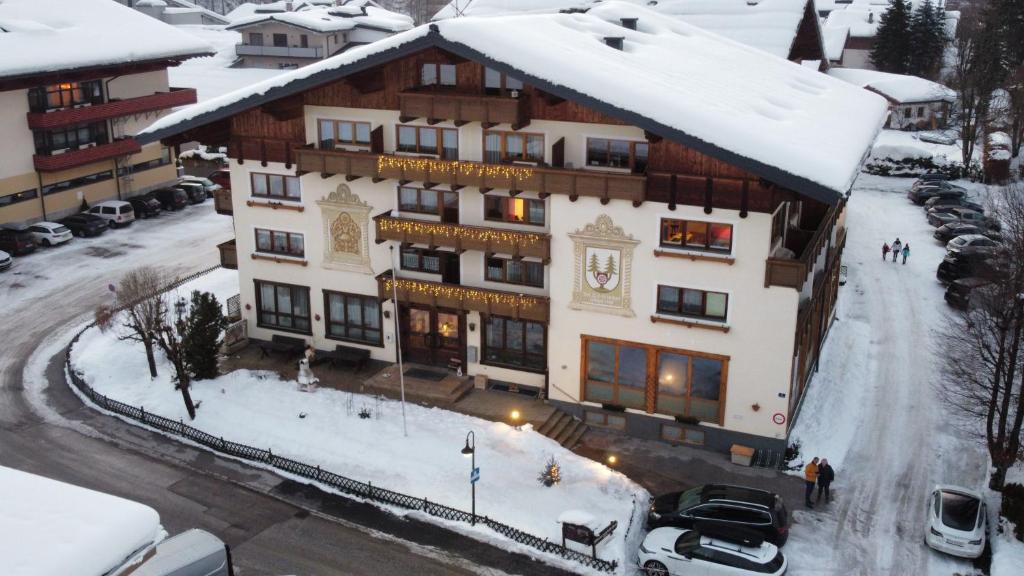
{"left": 140, "top": 5, "right": 888, "bottom": 200}
{"left": 434, "top": 0, "right": 814, "bottom": 60}
{"left": 0, "top": 0, "right": 213, "bottom": 81}
{"left": 828, "top": 68, "right": 956, "bottom": 104}
{"left": 0, "top": 466, "right": 164, "bottom": 576}
{"left": 228, "top": 0, "right": 412, "bottom": 34}
{"left": 822, "top": 24, "right": 849, "bottom": 62}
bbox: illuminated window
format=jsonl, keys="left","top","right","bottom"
{"left": 660, "top": 218, "right": 733, "bottom": 254}
{"left": 484, "top": 196, "right": 544, "bottom": 226}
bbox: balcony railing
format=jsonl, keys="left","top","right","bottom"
{"left": 218, "top": 239, "right": 238, "bottom": 270}
{"left": 377, "top": 270, "right": 549, "bottom": 323}
{"left": 373, "top": 211, "right": 551, "bottom": 261}
{"left": 764, "top": 205, "right": 838, "bottom": 291}
{"left": 33, "top": 138, "right": 142, "bottom": 172}
{"left": 295, "top": 147, "right": 647, "bottom": 204}
{"left": 26, "top": 88, "right": 198, "bottom": 130}
{"left": 236, "top": 44, "right": 323, "bottom": 58}
{"left": 399, "top": 89, "right": 529, "bottom": 127}
{"left": 213, "top": 188, "right": 233, "bottom": 216}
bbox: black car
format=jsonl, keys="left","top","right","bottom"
{"left": 648, "top": 484, "right": 789, "bottom": 546}
{"left": 175, "top": 182, "right": 206, "bottom": 204}
{"left": 908, "top": 183, "right": 966, "bottom": 205}
{"left": 0, "top": 227, "right": 37, "bottom": 255}
{"left": 937, "top": 251, "right": 995, "bottom": 284}
{"left": 60, "top": 213, "right": 109, "bottom": 237}
{"left": 933, "top": 222, "right": 1000, "bottom": 243}
{"left": 153, "top": 187, "right": 189, "bottom": 210}
{"left": 945, "top": 277, "right": 990, "bottom": 309}
{"left": 128, "top": 195, "right": 162, "bottom": 219}
{"left": 923, "top": 195, "right": 983, "bottom": 213}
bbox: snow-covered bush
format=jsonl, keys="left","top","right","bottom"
{"left": 863, "top": 155, "right": 983, "bottom": 180}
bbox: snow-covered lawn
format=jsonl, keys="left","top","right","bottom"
{"left": 69, "top": 269, "right": 646, "bottom": 574}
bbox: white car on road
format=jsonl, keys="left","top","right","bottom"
{"left": 925, "top": 485, "right": 987, "bottom": 559}
{"left": 26, "top": 221, "right": 73, "bottom": 247}
{"left": 0, "top": 249, "right": 11, "bottom": 272}
{"left": 638, "top": 527, "right": 786, "bottom": 575}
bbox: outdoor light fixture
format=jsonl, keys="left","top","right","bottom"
{"left": 510, "top": 409, "right": 521, "bottom": 430}
{"left": 607, "top": 455, "right": 618, "bottom": 466}
{"left": 461, "top": 431, "right": 477, "bottom": 525}
{"left": 468, "top": 322, "right": 476, "bottom": 332}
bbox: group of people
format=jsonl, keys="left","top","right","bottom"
{"left": 803, "top": 457, "right": 835, "bottom": 508}
{"left": 882, "top": 237, "right": 911, "bottom": 265}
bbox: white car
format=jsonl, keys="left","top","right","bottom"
{"left": 638, "top": 527, "right": 786, "bottom": 575}
{"left": 26, "top": 221, "right": 73, "bottom": 247}
{"left": 925, "top": 485, "right": 987, "bottom": 559}
{"left": 0, "top": 249, "right": 11, "bottom": 272}
{"left": 88, "top": 200, "right": 135, "bottom": 228}
{"left": 946, "top": 234, "right": 998, "bottom": 257}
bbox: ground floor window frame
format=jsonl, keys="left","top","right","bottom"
{"left": 323, "top": 290, "right": 383, "bottom": 347}
{"left": 255, "top": 280, "right": 311, "bottom": 335}
{"left": 481, "top": 315, "right": 547, "bottom": 373}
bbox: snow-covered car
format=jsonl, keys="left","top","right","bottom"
{"left": 0, "top": 249, "right": 11, "bottom": 272}
{"left": 909, "top": 183, "right": 965, "bottom": 205}
{"left": 923, "top": 195, "right": 983, "bottom": 213}
{"left": 180, "top": 175, "right": 222, "bottom": 197}
{"left": 946, "top": 234, "right": 999, "bottom": 257}
{"left": 928, "top": 208, "right": 989, "bottom": 228}
{"left": 88, "top": 200, "right": 135, "bottom": 228}
{"left": 925, "top": 485, "right": 987, "bottom": 559}
{"left": 910, "top": 173, "right": 948, "bottom": 190}
{"left": 917, "top": 132, "right": 957, "bottom": 145}
{"left": 933, "top": 222, "right": 1000, "bottom": 243}
{"left": 638, "top": 527, "right": 787, "bottom": 576}
{"left": 26, "top": 221, "right": 73, "bottom": 247}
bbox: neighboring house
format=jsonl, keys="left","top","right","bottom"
{"left": 821, "top": 24, "right": 850, "bottom": 67}
{"left": 117, "top": 0, "right": 232, "bottom": 25}
{"left": 828, "top": 68, "right": 955, "bottom": 130}
{"left": 0, "top": 0, "right": 211, "bottom": 227}
{"left": 139, "top": 3, "right": 887, "bottom": 453}
{"left": 822, "top": 0, "right": 958, "bottom": 71}
{"left": 228, "top": 0, "right": 414, "bottom": 69}
{"left": 434, "top": 0, "right": 829, "bottom": 67}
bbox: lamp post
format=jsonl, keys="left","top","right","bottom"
{"left": 461, "top": 430, "right": 476, "bottom": 525}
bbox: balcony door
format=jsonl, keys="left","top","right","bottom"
{"left": 400, "top": 306, "right": 464, "bottom": 368}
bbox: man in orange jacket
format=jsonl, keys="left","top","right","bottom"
{"left": 804, "top": 457, "right": 820, "bottom": 509}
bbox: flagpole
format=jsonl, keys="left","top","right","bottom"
{"left": 389, "top": 245, "right": 408, "bottom": 437}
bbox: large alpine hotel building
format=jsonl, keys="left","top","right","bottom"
{"left": 141, "top": 2, "right": 888, "bottom": 452}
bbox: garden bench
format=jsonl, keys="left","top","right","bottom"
{"left": 257, "top": 334, "right": 307, "bottom": 359}
{"left": 316, "top": 344, "right": 370, "bottom": 373}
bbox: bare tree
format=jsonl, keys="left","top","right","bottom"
{"left": 939, "top": 185, "right": 1024, "bottom": 489}
{"left": 154, "top": 296, "right": 197, "bottom": 420}
{"left": 113, "top": 267, "right": 168, "bottom": 379}
{"left": 946, "top": 6, "right": 1005, "bottom": 166}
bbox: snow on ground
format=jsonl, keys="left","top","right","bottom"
{"left": 785, "top": 174, "right": 992, "bottom": 575}
{"left": 0, "top": 465, "right": 164, "bottom": 576}
{"left": 171, "top": 25, "right": 282, "bottom": 101}
{"left": 70, "top": 271, "right": 645, "bottom": 573}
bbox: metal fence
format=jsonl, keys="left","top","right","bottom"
{"left": 66, "top": 270, "right": 618, "bottom": 573}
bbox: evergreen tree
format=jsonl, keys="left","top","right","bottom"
{"left": 908, "top": 0, "right": 948, "bottom": 79}
{"left": 871, "top": 0, "right": 914, "bottom": 74}
{"left": 182, "top": 290, "right": 227, "bottom": 381}
{"left": 588, "top": 252, "right": 600, "bottom": 276}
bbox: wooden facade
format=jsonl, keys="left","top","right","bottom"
{"left": 373, "top": 210, "right": 551, "bottom": 261}
{"left": 376, "top": 270, "right": 550, "bottom": 323}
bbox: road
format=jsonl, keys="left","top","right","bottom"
{"left": 0, "top": 203, "right": 566, "bottom": 576}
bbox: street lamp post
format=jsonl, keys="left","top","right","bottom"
{"left": 461, "top": 430, "right": 476, "bottom": 525}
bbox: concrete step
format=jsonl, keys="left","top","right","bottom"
{"left": 547, "top": 413, "right": 575, "bottom": 441}
{"left": 555, "top": 419, "right": 587, "bottom": 447}
{"left": 537, "top": 411, "right": 564, "bottom": 436}
{"left": 562, "top": 423, "right": 589, "bottom": 448}
{"left": 447, "top": 378, "right": 475, "bottom": 404}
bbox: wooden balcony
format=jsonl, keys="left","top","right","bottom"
{"left": 33, "top": 138, "right": 142, "bottom": 172}
{"left": 764, "top": 205, "right": 838, "bottom": 291}
{"left": 373, "top": 211, "right": 550, "bottom": 261}
{"left": 399, "top": 89, "right": 529, "bottom": 128}
{"left": 377, "top": 271, "right": 549, "bottom": 323}
{"left": 218, "top": 239, "right": 238, "bottom": 270}
{"left": 294, "top": 148, "right": 647, "bottom": 205}
{"left": 26, "top": 88, "right": 197, "bottom": 130}
{"left": 213, "top": 188, "right": 233, "bottom": 215}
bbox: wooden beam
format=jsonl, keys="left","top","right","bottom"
{"left": 451, "top": 184, "right": 465, "bottom": 192}
{"left": 600, "top": 197, "right": 611, "bottom": 205}
{"left": 260, "top": 94, "right": 304, "bottom": 121}
{"left": 423, "top": 182, "right": 437, "bottom": 189}
{"left": 481, "top": 122, "right": 498, "bottom": 129}
{"left": 454, "top": 120, "right": 469, "bottom": 127}
{"left": 479, "top": 187, "right": 493, "bottom": 194}
{"left": 704, "top": 177, "right": 713, "bottom": 215}
{"left": 569, "top": 194, "right": 579, "bottom": 202}
{"left": 668, "top": 174, "right": 677, "bottom": 211}
{"left": 372, "top": 177, "right": 386, "bottom": 183}
{"left": 321, "top": 172, "right": 333, "bottom": 179}
{"left": 538, "top": 192, "right": 550, "bottom": 199}
{"left": 346, "top": 175, "right": 362, "bottom": 182}
{"left": 643, "top": 130, "right": 663, "bottom": 143}
{"left": 740, "top": 180, "right": 749, "bottom": 218}
{"left": 509, "top": 189, "right": 522, "bottom": 197}
{"left": 426, "top": 118, "right": 443, "bottom": 126}
{"left": 399, "top": 179, "right": 411, "bottom": 186}
{"left": 399, "top": 115, "right": 418, "bottom": 123}
{"left": 511, "top": 120, "right": 531, "bottom": 131}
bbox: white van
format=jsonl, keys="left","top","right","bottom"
{"left": 89, "top": 200, "right": 136, "bottom": 228}
{"left": 132, "top": 529, "right": 234, "bottom": 576}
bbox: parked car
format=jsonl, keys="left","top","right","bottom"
{"left": 207, "top": 168, "right": 231, "bottom": 190}
{"left": 945, "top": 277, "right": 990, "bottom": 310}
{"left": 0, "top": 227, "right": 37, "bottom": 255}
{"left": 946, "top": 234, "right": 999, "bottom": 257}
{"left": 60, "top": 213, "right": 109, "bottom": 237}
{"left": 153, "top": 187, "right": 189, "bottom": 211}
{"left": 638, "top": 527, "right": 786, "bottom": 576}
{"left": 175, "top": 181, "right": 207, "bottom": 204}
{"left": 933, "top": 222, "right": 1001, "bottom": 243}
{"left": 925, "top": 485, "right": 987, "bottom": 559}
{"left": 918, "top": 132, "right": 957, "bottom": 145}
{"left": 923, "top": 195, "right": 983, "bottom": 213}
{"left": 937, "top": 251, "right": 994, "bottom": 284}
{"left": 26, "top": 221, "right": 73, "bottom": 247}
{"left": 128, "top": 195, "right": 162, "bottom": 219}
{"left": 131, "top": 528, "right": 234, "bottom": 576}
{"left": 180, "top": 175, "right": 222, "bottom": 197}
{"left": 911, "top": 173, "right": 948, "bottom": 189}
{"left": 928, "top": 208, "right": 991, "bottom": 228}
{"left": 0, "top": 249, "right": 11, "bottom": 272}
{"left": 648, "top": 484, "right": 789, "bottom": 546}
{"left": 909, "top": 183, "right": 966, "bottom": 205}
{"left": 88, "top": 200, "right": 135, "bottom": 228}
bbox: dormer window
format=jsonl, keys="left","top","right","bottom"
{"left": 421, "top": 63, "right": 456, "bottom": 87}
{"left": 484, "top": 67, "right": 523, "bottom": 96}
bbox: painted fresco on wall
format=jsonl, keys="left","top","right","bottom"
{"left": 570, "top": 215, "right": 640, "bottom": 317}
{"left": 317, "top": 184, "right": 373, "bottom": 274}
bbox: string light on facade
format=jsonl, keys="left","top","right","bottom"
{"left": 377, "top": 217, "right": 546, "bottom": 246}
{"left": 377, "top": 155, "right": 536, "bottom": 182}
{"left": 383, "top": 277, "right": 542, "bottom": 310}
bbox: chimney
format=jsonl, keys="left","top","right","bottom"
{"left": 604, "top": 36, "right": 624, "bottom": 50}
{"left": 868, "top": 12, "right": 874, "bottom": 24}
{"left": 620, "top": 18, "right": 638, "bottom": 30}
{"left": 285, "top": 1, "right": 293, "bottom": 11}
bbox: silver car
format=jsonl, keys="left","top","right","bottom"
{"left": 946, "top": 234, "right": 999, "bottom": 257}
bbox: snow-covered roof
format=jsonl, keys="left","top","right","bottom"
{"left": 822, "top": 25, "right": 849, "bottom": 62}
{"left": 228, "top": 0, "right": 413, "bottom": 34}
{"left": 822, "top": 2, "right": 886, "bottom": 38}
{"left": 0, "top": 0, "right": 213, "bottom": 81}
{"left": 163, "top": 0, "right": 232, "bottom": 25}
{"left": 140, "top": 5, "right": 888, "bottom": 201}
{"left": 0, "top": 466, "right": 164, "bottom": 576}
{"left": 828, "top": 68, "right": 956, "bottom": 104}
{"left": 434, "top": 0, "right": 813, "bottom": 60}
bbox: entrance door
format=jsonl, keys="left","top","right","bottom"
{"left": 400, "top": 305, "right": 464, "bottom": 367}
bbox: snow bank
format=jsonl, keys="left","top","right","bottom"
{"left": 0, "top": 466, "right": 164, "bottom": 576}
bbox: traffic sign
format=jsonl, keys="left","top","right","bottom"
{"left": 470, "top": 467, "right": 480, "bottom": 484}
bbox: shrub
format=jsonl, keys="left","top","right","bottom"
{"left": 862, "top": 156, "right": 983, "bottom": 180}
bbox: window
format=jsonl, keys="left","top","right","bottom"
{"left": 300, "top": 34, "right": 308, "bottom": 48}
{"left": 657, "top": 286, "right": 728, "bottom": 322}
{"left": 256, "top": 280, "right": 311, "bottom": 334}
{"left": 421, "top": 63, "right": 456, "bottom": 87}
{"left": 273, "top": 33, "right": 288, "bottom": 47}
{"left": 400, "top": 246, "right": 442, "bottom": 273}
{"left": 324, "top": 291, "right": 382, "bottom": 346}
{"left": 483, "top": 67, "right": 524, "bottom": 95}
{"left": 33, "top": 122, "right": 109, "bottom": 155}
{"left": 484, "top": 195, "right": 544, "bottom": 226}
{"left": 582, "top": 336, "right": 727, "bottom": 423}
{"left": 27, "top": 80, "right": 103, "bottom": 112}
{"left": 483, "top": 131, "right": 544, "bottom": 164}
{"left": 0, "top": 188, "right": 38, "bottom": 207}
{"left": 904, "top": 108, "right": 912, "bottom": 118}
{"left": 584, "top": 410, "right": 627, "bottom": 430}
{"left": 397, "top": 186, "right": 457, "bottom": 216}
{"left": 396, "top": 125, "right": 457, "bottom": 159}
{"left": 660, "top": 424, "right": 705, "bottom": 446}
{"left": 585, "top": 138, "right": 648, "bottom": 173}
{"left": 248, "top": 32, "right": 263, "bottom": 46}
{"left": 485, "top": 256, "right": 544, "bottom": 287}
{"left": 41, "top": 170, "right": 114, "bottom": 196}
{"left": 660, "top": 218, "right": 733, "bottom": 254}
{"left": 318, "top": 119, "right": 372, "bottom": 149}
{"left": 250, "top": 173, "right": 300, "bottom": 201}
{"left": 483, "top": 316, "right": 546, "bottom": 372}
{"left": 255, "top": 228, "right": 305, "bottom": 258}
{"left": 118, "top": 147, "right": 173, "bottom": 175}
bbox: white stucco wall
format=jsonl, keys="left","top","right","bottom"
{"left": 0, "top": 89, "right": 35, "bottom": 178}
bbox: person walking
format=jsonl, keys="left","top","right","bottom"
{"left": 882, "top": 242, "right": 890, "bottom": 261}
{"left": 816, "top": 458, "right": 835, "bottom": 504}
{"left": 804, "top": 457, "right": 820, "bottom": 508}
{"left": 901, "top": 243, "right": 910, "bottom": 265}
{"left": 891, "top": 238, "right": 902, "bottom": 263}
